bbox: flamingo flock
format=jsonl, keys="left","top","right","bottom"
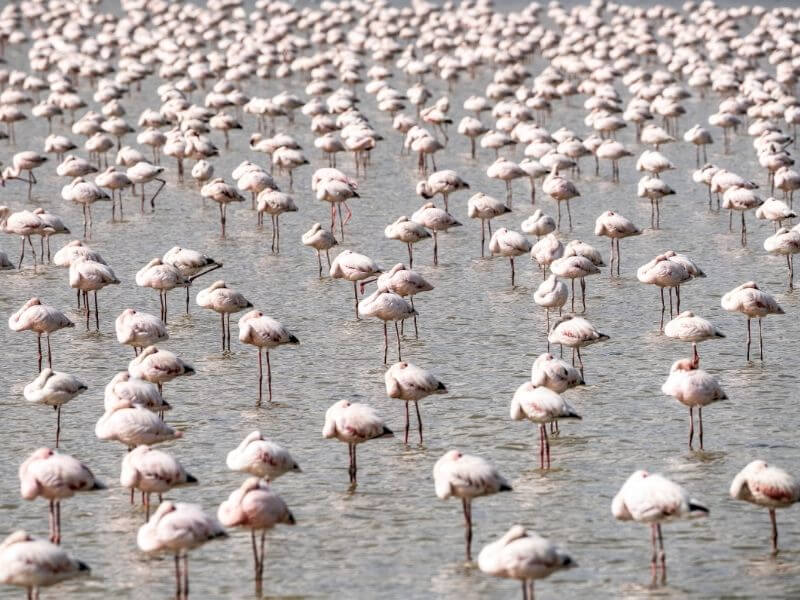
{"left": 1, "top": 0, "right": 800, "bottom": 599}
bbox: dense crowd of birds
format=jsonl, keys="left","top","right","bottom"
{"left": 1, "top": 0, "right": 800, "bottom": 598}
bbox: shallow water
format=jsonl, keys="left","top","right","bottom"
{"left": 2, "top": 1, "right": 800, "bottom": 599}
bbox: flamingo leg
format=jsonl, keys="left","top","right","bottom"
{"left": 698, "top": 407, "right": 704, "bottom": 450}
{"left": 770, "top": 508, "right": 779, "bottom": 553}
{"left": 462, "top": 498, "right": 473, "bottom": 562}
{"left": 37, "top": 334, "right": 43, "bottom": 372}
{"left": 174, "top": 554, "right": 182, "bottom": 599}
{"left": 759, "top": 318, "right": 764, "bottom": 360}
{"left": 316, "top": 250, "right": 323, "bottom": 277}
{"left": 580, "top": 277, "right": 586, "bottom": 313}
{"left": 746, "top": 318, "right": 751, "bottom": 361}
{"left": 383, "top": 321, "right": 388, "bottom": 364}
{"left": 257, "top": 348, "right": 263, "bottom": 406}
{"left": 656, "top": 523, "right": 666, "bottom": 577}
{"left": 411, "top": 297, "right": 418, "bottom": 338}
{"left": 480, "top": 219, "right": 485, "bottom": 257}
{"left": 266, "top": 350, "right": 272, "bottom": 402}
{"left": 433, "top": 231, "right": 439, "bottom": 265}
{"left": 544, "top": 423, "right": 550, "bottom": 468}
{"left": 395, "top": 321, "right": 402, "bottom": 361}
{"left": 407, "top": 243, "right": 413, "bottom": 268}
{"left": 46, "top": 336, "right": 52, "bottom": 369}
{"left": 414, "top": 400, "right": 423, "bottom": 444}
{"left": 94, "top": 291, "right": 99, "bottom": 330}
{"left": 650, "top": 524, "right": 658, "bottom": 575}
{"left": 688, "top": 407, "right": 694, "bottom": 450}
{"left": 182, "top": 554, "right": 189, "bottom": 599}
{"left": 18, "top": 236, "right": 25, "bottom": 270}
{"left": 403, "top": 401, "right": 410, "bottom": 444}
{"left": 510, "top": 258, "right": 515, "bottom": 287}
{"left": 56, "top": 405, "right": 61, "bottom": 448}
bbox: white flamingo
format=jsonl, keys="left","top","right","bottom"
{"left": 121, "top": 446, "right": 197, "bottom": 520}
{"left": 489, "top": 228, "right": 532, "bottom": 286}
{"left": 322, "top": 400, "right": 393, "bottom": 486}
{"left": 115, "top": 308, "right": 168, "bottom": 355}
{"left": 23, "top": 369, "right": 87, "bottom": 447}
{"left": 302, "top": 222, "right": 338, "bottom": 276}
{"left": 226, "top": 431, "right": 301, "bottom": 481}
{"left": 478, "top": 526, "right": 575, "bottom": 600}
{"left": 661, "top": 356, "right": 727, "bottom": 450}
{"left": 730, "top": 460, "right": 800, "bottom": 553}
{"left": 663, "top": 311, "right": 725, "bottom": 359}
{"left": 385, "top": 361, "right": 447, "bottom": 443}
{"left": 0, "top": 531, "right": 90, "bottom": 599}
{"left": 196, "top": 281, "right": 253, "bottom": 352}
{"left": 238, "top": 310, "right": 299, "bottom": 405}
{"left": 721, "top": 282, "right": 784, "bottom": 360}
{"left": 433, "top": 449, "right": 512, "bottom": 562}
{"left": 18, "top": 448, "right": 104, "bottom": 545}
{"left": 329, "top": 249, "right": 382, "bottom": 320}
{"left": 8, "top": 298, "right": 74, "bottom": 372}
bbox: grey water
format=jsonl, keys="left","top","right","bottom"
{"left": 1, "top": 1, "right": 800, "bottom": 598}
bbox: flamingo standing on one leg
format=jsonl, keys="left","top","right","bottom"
{"left": 115, "top": 308, "right": 169, "bottom": 356}
{"left": 226, "top": 431, "right": 302, "bottom": 481}
{"left": 322, "top": 400, "right": 393, "bottom": 486}
{"left": 730, "top": 460, "right": 800, "bottom": 554}
{"left": 433, "top": 449, "right": 512, "bottom": 562}
{"left": 23, "top": 369, "right": 87, "bottom": 447}
{"left": 663, "top": 311, "right": 725, "bottom": 359}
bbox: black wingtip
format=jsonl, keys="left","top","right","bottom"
{"left": 287, "top": 511, "right": 297, "bottom": 525}
{"left": 689, "top": 502, "right": 709, "bottom": 514}
{"left": 289, "top": 334, "right": 299, "bottom": 344}
{"left": 382, "top": 426, "right": 394, "bottom": 437}
{"left": 92, "top": 480, "right": 107, "bottom": 490}
{"left": 499, "top": 483, "right": 513, "bottom": 492}
{"left": 186, "top": 473, "right": 198, "bottom": 484}
{"left": 78, "top": 561, "right": 91, "bottom": 572}
{"left": 437, "top": 381, "right": 447, "bottom": 391}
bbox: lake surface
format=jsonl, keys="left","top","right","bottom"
{"left": 1, "top": 1, "right": 800, "bottom": 599}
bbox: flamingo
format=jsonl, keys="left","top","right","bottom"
{"left": 530, "top": 233, "right": 564, "bottom": 278}
{"left": 329, "top": 249, "right": 382, "bottom": 320}
{"left": 61, "top": 177, "right": 110, "bottom": 238}
{"left": 533, "top": 275, "right": 568, "bottom": 343}
{"left": 121, "top": 446, "right": 197, "bottom": 520}
{"left": 104, "top": 371, "right": 170, "bottom": 415}
{"left": 721, "top": 282, "right": 784, "bottom": 360}
{"left": 594, "top": 211, "right": 640, "bottom": 276}
{"left": 8, "top": 298, "right": 74, "bottom": 372}
{"left": 489, "top": 228, "right": 532, "bottom": 286}
{"left": 663, "top": 311, "right": 725, "bottom": 359}
{"left": 542, "top": 173, "right": 579, "bottom": 229}
{"left": 358, "top": 290, "right": 416, "bottom": 363}
{"left": 302, "top": 223, "right": 338, "bottom": 276}
{"left": 128, "top": 346, "right": 195, "bottom": 398}
{"left": 115, "top": 309, "right": 168, "bottom": 355}
{"left": 411, "top": 202, "right": 462, "bottom": 266}
{"left": 226, "top": 431, "right": 301, "bottom": 481}
{"left": 162, "top": 246, "right": 222, "bottom": 314}
{"left": 755, "top": 198, "right": 796, "bottom": 229}
{"left": 2, "top": 151, "right": 48, "bottom": 200}
{"left": 127, "top": 162, "right": 166, "bottom": 213}
{"left": 23, "top": 369, "right": 87, "bottom": 447}
{"left": 322, "top": 400, "right": 393, "bottom": 486}
{"left": 478, "top": 526, "right": 575, "bottom": 600}
{"left": 237, "top": 310, "right": 299, "bottom": 405}
{"left": 510, "top": 382, "right": 582, "bottom": 469}
{"left": 730, "top": 460, "right": 800, "bottom": 553}
{"left": 256, "top": 190, "right": 297, "bottom": 253}
{"left": 467, "top": 193, "right": 511, "bottom": 257}
{"left": 0, "top": 206, "right": 45, "bottom": 269}
{"left": 548, "top": 315, "right": 609, "bottom": 376}
{"left": 661, "top": 356, "right": 727, "bottom": 450}
{"left": 31, "top": 208, "right": 69, "bottom": 263}
{"left": 521, "top": 209, "right": 556, "bottom": 239}
{"left": 196, "top": 281, "right": 252, "bottom": 352}
{"left": 385, "top": 361, "right": 447, "bottom": 443}
{"left": 200, "top": 178, "right": 245, "bottom": 237}
{"left": 96, "top": 399, "right": 183, "bottom": 449}
{"left": 135, "top": 258, "right": 190, "bottom": 324}
{"left": 612, "top": 470, "right": 708, "bottom": 578}
{"left": 384, "top": 216, "right": 431, "bottom": 268}
{"left": 18, "top": 448, "right": 105, "bottom": 545}
{"left": 137, "top": 502, "right": 227, "bottom": 600}
{"left": 550, "top": 255, "right": 600, "bottom": 313}
{"left": 764, "top": 227, "right": 800, "bottom": 289}
{"left": 637, "top": 255, "right": 692, "bottom": 330}
{"left": 313, "top": 168, "right": 358, "bottom": 239}
{"left": 217, "top": 478, "right": 295, "bottom": 596}
{"left": 416, "top": 169, "right": 470, "bottom": 212}
{"left": 0, "top": 531, "right": 90, "bottom": 599}
{"left": 637, "top": 176, "right": 675, "bottom": 229}
{"left": 69, "top": 258, "right": 120, "bottom": 331}
{"left": 531, "top": 353, "right": 584, "bottom": 393}
{"left": 433, "top": 449, "right": 512, "bottom": 562}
